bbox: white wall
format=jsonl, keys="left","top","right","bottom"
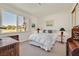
{"left": 28, "top": 12, "right": 72, "bottom": 37}
{"left": 38, "top": 11, "right": 72, "bottom": 33}
{"left": 29, "top": 16, "right": 38, "bottom": 34}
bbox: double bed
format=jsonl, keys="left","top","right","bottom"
{"left": 29, "top": 30, "right": 57, "bottom": 51}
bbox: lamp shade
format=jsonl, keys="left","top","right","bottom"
{"left": 37, "top": 28, "right": 40, "bottom": 30}
{"left": 60, "top": 28, "right": 65, "bottom": 31}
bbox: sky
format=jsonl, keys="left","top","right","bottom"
{"left": 2, "top": 11, "right": 24, "bottom": 26}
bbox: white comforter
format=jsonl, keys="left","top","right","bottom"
{"left": 29, "top": 33, "right": 57, "bottom": 51}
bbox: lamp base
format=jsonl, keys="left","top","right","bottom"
{"left": 61, "top": 31, "right": 64, "bottom": 44}
{"left": 61, "top": 41, "right": 64, "bottom": 44}
{"left": 0, "top": 39, "right": 2, "bottom": 40}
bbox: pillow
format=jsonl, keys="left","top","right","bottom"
{"left": 48, "top": 30, "right": 52, "bottom": 33}
{"left": 43, "top": 29, "right": 46, "bottom": 33}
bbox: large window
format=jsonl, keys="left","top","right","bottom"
{"left": 0, "top": 11, "right": 26, "bottom": 33}
{"left": 2, "top": 11, "right": 17, "bottom": 33}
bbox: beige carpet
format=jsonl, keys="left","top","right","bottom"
{"left": 19, "top": 41, "right": 66, "bottom": 56}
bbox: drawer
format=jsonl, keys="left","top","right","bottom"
{"left": 0, "top": 43, "right": 19, "bottom": 56}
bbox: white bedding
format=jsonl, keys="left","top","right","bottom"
{"left": 29, "top": 32, "right": 57, "bottom": 51}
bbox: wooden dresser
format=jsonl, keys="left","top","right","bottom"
{"left": 0, "top": 35, "right": 19, "bottom": 56}
{"left": 67, "top": 26, "right": 79, "bottom": 56}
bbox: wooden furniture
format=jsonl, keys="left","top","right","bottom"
{"left": 0, "top": 35, "right": 19, "bottom": 56}
{"left": 67, "top": 26, "right": 79, "bottom": 56}
{"left": 67, "top": 38, "right": 79, "bottom": 56}
{"left": 9, "top": 35, "right": 19, "bottom": 41}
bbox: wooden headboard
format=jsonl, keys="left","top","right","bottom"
{"left": 9, "top": 35, "right": 19, "bottom": 41}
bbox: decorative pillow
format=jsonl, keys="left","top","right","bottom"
{"left": 48, "top": 30, "right": 52, "bottom": 33}
{"left": 43, "top": 29, "right": 46, "bottom": 33}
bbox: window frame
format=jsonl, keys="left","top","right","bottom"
{"left": 0, "top": 10, "right": 26, "bottom": 34}
{"left": 17, "top": 15, "right": 26, "bottom": 32}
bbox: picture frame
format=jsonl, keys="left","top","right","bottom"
{"left": 32, "top": 24, "right": 35, "bottom": 28}
{"left": 46, "top": 20, "right": 53, "bottom": 26}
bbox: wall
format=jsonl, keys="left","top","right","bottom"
{"left": 37, "top": 11, "right": 72, "bottom": 34}
{"left": 29, "top": 16, "right": 38, "bottom": 34}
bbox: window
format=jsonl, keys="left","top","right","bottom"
{"left": 1, "top": 11, "right": 17, "bottom": 33}
{"left": 18, "top": 16, "right": 26, "bottom": 32}
{"left": 0, "top": 10, "right": 26, "bottom": 33}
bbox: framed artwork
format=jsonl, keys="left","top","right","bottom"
{"left": 46, "top": 20, "right": 54, "bottom": 26}
{"left": 32, "top": 24, "right": 35, "bottom": 28}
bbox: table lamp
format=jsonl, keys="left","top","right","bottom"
{"left": 60, "top": 28, "right": 65, "bottom": 43}
{"left": 37, "top": 28, "right": 40, "bottom": 33}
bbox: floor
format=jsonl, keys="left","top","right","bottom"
{"left": 19, "top": 41, "right": 66, "bottom": 56}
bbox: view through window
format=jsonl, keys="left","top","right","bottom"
{"left": 1, "top": 11, "right": 26, "bottom": 33}
{"left": 2, "top": 11, "right": 17, "bottom": 33}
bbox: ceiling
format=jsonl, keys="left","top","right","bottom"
{"left": 8, "top": 3, "right": 73, "bottom": 18}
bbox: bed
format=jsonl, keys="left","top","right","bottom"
{"left": 29, "top": 30, "right": 57, "bottom": 51}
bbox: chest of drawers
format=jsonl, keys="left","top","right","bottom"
{"left": 0, "top": 37, "right": 19, "bottom": 56}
